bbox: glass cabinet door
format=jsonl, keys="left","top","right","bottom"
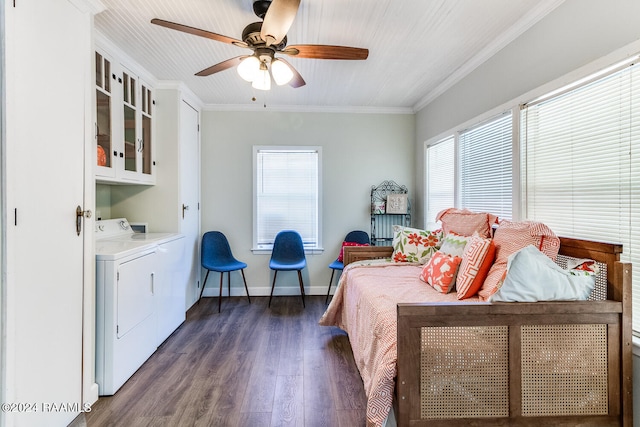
{"left": 122, "top": 70, "right": 137, "bottom": 173}
{"left": 95, "top": 52, "right": 112, "bottom": 169}
{"left": 141, "top": 83, "right": 153, "bottom": 175}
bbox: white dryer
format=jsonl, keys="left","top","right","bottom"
{"left": 95, "top": 218, "right": 185, "bottom": 395}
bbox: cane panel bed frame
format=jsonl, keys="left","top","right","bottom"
{"left": 342, "top": 237, "right": 632, "bottom": 427}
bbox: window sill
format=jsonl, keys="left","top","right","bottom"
{"left": 251, "top": 247, "right": 324, "bottom": 255}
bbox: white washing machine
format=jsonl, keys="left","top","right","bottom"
{"left": 95, "top": 218, "right": 185, "bottom": 395}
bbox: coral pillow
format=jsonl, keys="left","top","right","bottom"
{"left": 337, "top": 241, "right": 369, "bottom": 262}
{"left": 420, "top": 251, "right": 462, "bottom": 293}
{"left": 436, "top": 208, "right": 498, "bottom": 238}
{"left": 391, "top": 225, "right": 442, "bottom": 264}
{"left": 478, "top": 220, "right": 560, "bottom": 301}
{"left": 456, "top": 233, "right": 496, "bottom": 300}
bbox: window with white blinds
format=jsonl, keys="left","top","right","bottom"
{"left": 253, "top": 147, "right": 321, "bottom": 250}
{"left": 425, "top": 136, "right": 455, "bottom": 224}
{"left": 459, "top": 111, "right": 513, "bottom": 220}
{"left": 521, "top": 60, "right": 640, "bottom": 333}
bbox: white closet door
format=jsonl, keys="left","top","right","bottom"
{"left": 180, "top": 100, "right": 201, "bottom": 305}
{"left": 4, "top": 1, "right": 88, "bottom": 425}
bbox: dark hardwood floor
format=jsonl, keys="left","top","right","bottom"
{"left": 83, "top": 295, "right": 367, "bottom": 426}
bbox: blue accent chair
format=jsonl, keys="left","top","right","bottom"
{"left": 268, "top": 230, "right": 307, "bottom": 308}
{"left": 326, "top": 230, "right": 370, "bottom": 303}
{"left": 200, "top": 231, "right": 251, "bottom": 312}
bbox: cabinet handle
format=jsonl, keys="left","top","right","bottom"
{"left": 151, "top": 272, "right": 154, "bottom": 295}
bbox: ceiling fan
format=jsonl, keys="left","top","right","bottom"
{"left": 151, "top": 0, "right": 369, "bottom": 90}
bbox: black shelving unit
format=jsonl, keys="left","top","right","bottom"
{"left": 370, "top": 180, "right": 411, "bottom": 246}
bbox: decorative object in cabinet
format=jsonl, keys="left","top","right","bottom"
{"left": 94, "top": 48, "right": 155, "bottom": 185}
{"left": 370, "top": 180, "right": 411, "bottom": 246}
{"left": 96, "top": 51, "right": 113, "bottom": 170}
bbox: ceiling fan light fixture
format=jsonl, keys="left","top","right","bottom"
{"left": 271, "top": 59, "right": 294, "bottom": 86}
{"left": 252, "top": 62, "right": 271, "bottom": 91}
{"left": 237, "top": 56, "right": 260, "bottom": 82}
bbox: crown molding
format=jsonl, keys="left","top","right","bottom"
{"left": 202, "top": 103, "right": 414, "bottom": 115}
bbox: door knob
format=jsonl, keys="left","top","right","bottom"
{"left": 76, "top": 206, "right": 92, "bottom": 236}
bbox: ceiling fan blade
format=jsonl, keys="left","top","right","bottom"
{"left": 260, "top": 0, "right": 300, "bottom": 46}
{"left": 151, "top": 18, "right": 248, "bottom": 48}
{"left": 282, "top": 44, "right": 369, "bottom": 60}
{"left": 195, "top": 56, "right": 247, "bottom": 77}
{"left": 277, "top": 58, "right": 306, "bottom": 88}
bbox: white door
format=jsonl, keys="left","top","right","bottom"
{"left": 3, "top": 1, "right": 88, "bottom": 425}
{"left": 180, "top": 100, "right": 201, "bottom": 306}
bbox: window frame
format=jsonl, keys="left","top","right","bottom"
{"left": 458, "top": 109, "right": 515, "bottom": 221}
{"left": 252, "top": 145, "right": 323, "bottom": 255}
{"left": 424, "top": 136, "right": 456, "bottom": 225}
{"left": 423, "top": 108, "right": 519, "bottom": 227}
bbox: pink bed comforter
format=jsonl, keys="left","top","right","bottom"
{"left": 319, "top": 261, "right": 479, "bottom": 427}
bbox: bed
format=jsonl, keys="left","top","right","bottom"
{"left": 319, "top": 237, "right": 632, "bottom": 427}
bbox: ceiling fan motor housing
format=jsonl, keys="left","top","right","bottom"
{"left": 242, "top": 21, "right": 287, "bottom": 51}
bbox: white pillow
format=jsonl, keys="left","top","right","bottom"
{"left": 488, "top": 245, "right": 595, "bottom": 302}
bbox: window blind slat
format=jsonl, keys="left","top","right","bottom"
{"left": 255, "top": 149, "right": 319, "bottom": 248}
{"left": 522, "top": 62, "right": 640, "bottom": 332}
{"left": 460, "top": 112, "right": 513, "bottom": 219}
{"left": 426, "top": 137, "right": 455, "bottom": 224}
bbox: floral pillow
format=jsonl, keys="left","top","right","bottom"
{"left": 419, "top": 251, "right": 462, "bottom": 293}
{"left": 391, "top": 225, "right": 442, "bottom": 263}
{"left": 567, "top": 258, "right": 600, "bottom": 276}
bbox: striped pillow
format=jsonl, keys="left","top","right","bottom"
{"left": 478, "top": 220, "right": 560, "bottom": 301}
{"left": 456, "top": 233, "right": 496, "bottom": 299}
{"left": 435, "top": 208, "right": 498, "bottom": 238}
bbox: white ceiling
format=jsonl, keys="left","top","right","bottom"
{"left": 94, "top": 0, "right": 564, "bottom": 111}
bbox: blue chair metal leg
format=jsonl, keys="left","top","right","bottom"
{"left": 199, "top": 270, "right": 210, "bottom": 303}
{"left": 326, "top": 269, "right": 337, "bottom": 304}
{"left": 268, "top": 270, "right": 278, "bottom": 307}
{"left": 218, "top": 271, "right": 224, "bottom": 313}
{"left": 297, "top": 270, "right": 306, "bottom": 308}
{"left": 241, "top": 270, "right": 251, "bottom": 304}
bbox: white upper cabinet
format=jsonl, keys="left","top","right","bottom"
{"left": 95, "top": 48, "right": 155, "bottom": 185}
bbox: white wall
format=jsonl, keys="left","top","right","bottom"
{"left": 200, "top": 110, "right": 415, "bottom": 295}
{"left": 414, "top": 0, "right": 640, "bottom": 421}
{"left": 413, "top": 0, "right": 640, "bottom": 228}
